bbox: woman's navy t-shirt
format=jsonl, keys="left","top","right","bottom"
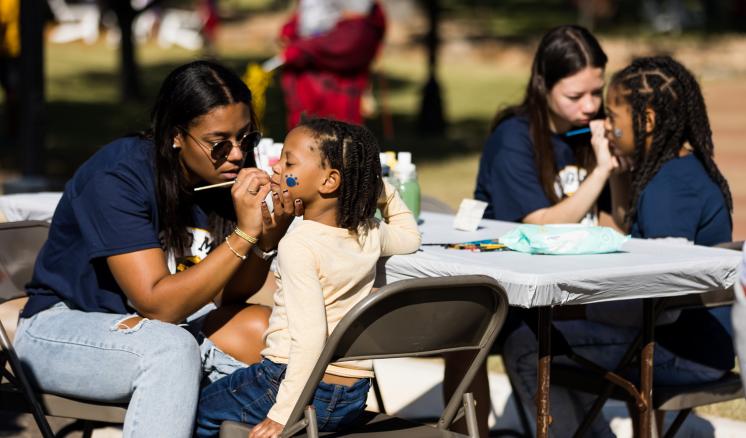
{"left": 22, "top": 136, "right": 222, "bottom": 318}
{"left": 474, "top": 116, "right": 602, "bottom": 224}
{"left": 632, "top": 153, "right": 734, "bottom": 370}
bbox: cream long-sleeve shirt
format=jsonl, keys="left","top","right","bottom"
{"left": 262, "top": 185, "right": 421, "bottom": 425}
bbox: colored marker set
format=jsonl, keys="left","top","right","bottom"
{"left": 444, "top": 239, "right": 509, "bottom": 252}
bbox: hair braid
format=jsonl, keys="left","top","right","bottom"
{"left": 298, "top": 118, "right": 383, "bottom": 232}
{"left": 610, "top": 56, "right": 732, "bottom": 226}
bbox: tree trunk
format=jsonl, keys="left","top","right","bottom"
{"left": 109, "top": 2, "right": 142, "bottom": 101}
{"left": 19, "top": 0, "right": 46, "bottom": 177}
{"left": 417, "top": 0, "right": 445, "bottom": 134}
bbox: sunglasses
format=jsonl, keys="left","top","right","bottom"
{"left": 181, "top": 128, "right": 262, "bottom": 163}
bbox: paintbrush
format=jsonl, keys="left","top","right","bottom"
{"left": 193, "top": 180, "right": 236, "bottom": 192}
{"left": 563, "top": 127, "right": 591, "bottom": 137}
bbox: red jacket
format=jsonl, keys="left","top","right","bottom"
{"left": 281, "top": 3, "right": 386, "bottom": 75}
{"left": 278, "top": 3, "right": 386, "bottom": 128}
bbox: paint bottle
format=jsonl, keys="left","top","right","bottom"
{"left": 394, "top": 152, "right": 420, "bottom": 220}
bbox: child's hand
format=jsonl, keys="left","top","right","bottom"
{"left": 258, "top": 188, "right": 305, "bottom": 251}
{"left": 377, "top": 181, "right": 395, "bottom": 211}
{"left": 590, "top": 119, "right": 618, "bottom": 174}
{"left": 250, "top": 418, "right": 283, "bottom": 438}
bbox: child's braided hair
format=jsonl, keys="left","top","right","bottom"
{"left": 609, "top": 56, "right": 732, "bottom": 225}
{"left": 298, "top": 118, "right": 383, "bottom": 232}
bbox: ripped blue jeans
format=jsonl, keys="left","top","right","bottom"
{"left": 13, "top": 302, "right": 247, "bottom": 438}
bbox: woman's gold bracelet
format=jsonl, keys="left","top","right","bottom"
{"left": 233, "top": 227, "right": 258, "bottom": 245}
{"left": 225, "top": 236, "right": 247, "bottom": 260}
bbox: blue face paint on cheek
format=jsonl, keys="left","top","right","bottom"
{"left": 285, "top": 174, "right": 299, "bottom": 187}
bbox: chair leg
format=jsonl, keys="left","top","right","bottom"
{"left": 81, "top": 422, "right": 94, "bottom": 438}
{"left": 463, "top": 392, "right": 479, "bottom": 438}
{"left": 1, "top": 323, "right": 55, "bottom": 438}
{"left": 662, "top": 409, "right": 691, "bottom": 438}
{"left": 371, "top": 376, "right": 386, "bottom": 414}
{"left": 304, "top": 405, "right": 319, "bottom": 438}
{"left": 54, "top": 419, "right": 92, "bottom": 438}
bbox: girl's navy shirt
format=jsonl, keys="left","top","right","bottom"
{"left": 21, "top": 136, "right": 217, "bottom": 318}
{"left": 631, "top": 153, "right": 731, "bottom": 246}
{"left": 632, "top": 153, "right": 734, "bottom": 370}
{"left": 474, "top": 116, "right": 604, "bottom": 224}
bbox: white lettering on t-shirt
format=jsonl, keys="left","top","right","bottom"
{"left": 165, "top": 227, "right": 214, "bottom": 274}
{"left": 554, "top": 165, "right": 597, "bottom": 226}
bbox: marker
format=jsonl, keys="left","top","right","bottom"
{"left": 563, "top": 127, "right": 591, "bottom": 137}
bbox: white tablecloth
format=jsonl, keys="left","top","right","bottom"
{"left": 381, "top": 212, "right": 741, "bottom": 308}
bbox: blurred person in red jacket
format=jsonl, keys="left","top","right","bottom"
{"left": 277, "top": 0, "right": 385, "bottom": 129}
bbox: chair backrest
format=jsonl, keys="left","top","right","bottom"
{"left": 286, "top": 275, "right": 509, "bottom": 431}
{"left": 0, "top": 221, "right": 49, "bottom": 301}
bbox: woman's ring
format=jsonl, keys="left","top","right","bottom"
{"left": 248, "top": 189, "right": 259, "bottom": 195}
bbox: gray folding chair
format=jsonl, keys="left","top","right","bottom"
{"left": 220, "top": 274, "right": 510, "bottom": 438}
{"left": 551, "top": 240, "right": 744, "bottom": 438}
{"left": 0, "top": 221, "right": 128, "bottom": 438}
{"left": 365, "top": 194, "right": 456, "bottom": 417}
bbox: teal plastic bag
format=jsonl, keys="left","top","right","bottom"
{"left": 499, "top": 224, "right": 630, "bottom": 255}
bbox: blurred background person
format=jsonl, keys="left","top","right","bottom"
{"left": 276, "top": 0, "right": 385, "bottom": 129}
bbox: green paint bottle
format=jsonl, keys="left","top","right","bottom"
{"left": 394, "top": 152, "right": 420, "bottom": 220}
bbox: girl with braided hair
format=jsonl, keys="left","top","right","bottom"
{"left": 195, "top": 118, "right": 421, "bottom": 438}
{"left": 505, "top": 56, "right": 735, "bottom": 437}
{"left": 604, "top": 55, "right": 732, "bottom": 243}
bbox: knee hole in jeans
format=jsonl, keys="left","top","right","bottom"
{"left": 111, "top": 315, "right": 147, "bottom": 333}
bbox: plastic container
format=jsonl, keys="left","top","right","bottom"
{"left": 394, "top": 152, "right": 421, "bottom": 220}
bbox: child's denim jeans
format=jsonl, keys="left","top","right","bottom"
{"left": 195, "top": 359, "right": 370, "bottom": 438}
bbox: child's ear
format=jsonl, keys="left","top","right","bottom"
{"left": 644, "top": 107, "right": 656, "bottom": 135}
{"left": 319, "top": 169, "right": 341, "bottom": 194}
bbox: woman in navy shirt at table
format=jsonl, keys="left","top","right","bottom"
{"left": 444, "top": 25, "right": 627, "bottom": 437}
{"left": 474, "top": 25, "right": 628, "bottom": 228}
{"left": 12, "top": 61, "right": 301, "bottom": 438}
{"left": 504, "top": 56, "right": 736, "bottom": 437}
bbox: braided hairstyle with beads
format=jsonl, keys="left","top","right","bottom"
{"left": 298, "top": 118, "right": 383, "bottom": 232}
{"left": 609, "top": 56, "right": 732, "bottom": 226}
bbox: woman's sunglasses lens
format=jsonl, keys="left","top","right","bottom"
{"left": 241, "top": 132, "right": 262, "bottom": 151}
{"left": 212, "top": 133, "right": 262, "bottom": 161}
{"left": 211, "top": 140, "right": 233, "bottom": 161}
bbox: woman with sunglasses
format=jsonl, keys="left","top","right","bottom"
{"left": 13, "top": 60, "right": 298, "bottom": 438}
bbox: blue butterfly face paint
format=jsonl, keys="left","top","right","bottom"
{"left": 285, "top": 174, "right": 299, "bottom": 187}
